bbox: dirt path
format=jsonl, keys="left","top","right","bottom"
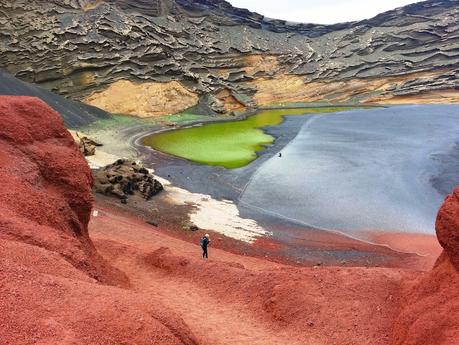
{"left": 90, "top": 201, "right": 417, "bottom": 345}
{"left": 127, "top": 265, "right": 301, "bottom": 345}
{"left": 91, "top": 206, "right": 305, "bottom": 345}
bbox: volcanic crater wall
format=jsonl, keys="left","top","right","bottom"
{"left": 0, "top": 0, "right": 458, "bottom": 116}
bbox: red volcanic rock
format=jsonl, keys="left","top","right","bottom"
{"left": 0, "top": 96, "right": 124, "bottom": 285}
{"left": 393, "top": 252, "right": 459, "bottom": 345}
{"left": 393, "top": 188, "right": 459, "bottom": 345}
{"left": 0, "top": 96, "right": 199, "bottom": 345}
{"left": 435, "top": 186, "right": 459, "bottom": 268}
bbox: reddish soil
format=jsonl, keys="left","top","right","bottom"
{"left": 89, "top": 203, "right": 418, "bottom": 345}
{"left": 94, "top": 193, "right": 432, "bottom": 270}
{"left": 393, "top": 188, "right": 459, "bottom": 345}
{"left": 1, "top": 96, "right": 458, "bottom": 345}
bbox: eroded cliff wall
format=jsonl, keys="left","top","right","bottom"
{"left": 0, "top": 0, "right": 458, "bottom": 115}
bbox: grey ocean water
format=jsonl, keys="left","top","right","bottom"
{"left": 239, "top": 105, "right": 459, "bottom": 237}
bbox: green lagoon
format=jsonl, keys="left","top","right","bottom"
{"left": 143, "top": 107, "right": 356, "bottom": 169}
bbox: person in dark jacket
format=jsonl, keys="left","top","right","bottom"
{"left": 200, "top": 234, "right": 210, "bottom": 259}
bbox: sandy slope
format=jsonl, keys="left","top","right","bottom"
{"left": 90, "top": 201, "right": 418, "bottom": 345}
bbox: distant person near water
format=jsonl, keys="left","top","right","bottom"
{"left": 200, "top": 234, "right": 210, "bottom": 259}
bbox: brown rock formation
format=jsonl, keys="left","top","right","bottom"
{"left": 393, "top": 187, "right": 459, "bottom": 345}
{"left": 85, "top": 80, "right": 199, "bottom": 117}
{"left": 94, "top": 159, "right": 164, "bottom": 202}
{"left": 75, "top": 133, "right": 102, "bottom": 156}
{"left": 251, "top": 70, "right": 458, "bottom": 105}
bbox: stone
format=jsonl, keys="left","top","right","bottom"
{"left": 435, "top": 186, "right": 459, "bottom": 268}
{"left": 147, "top": 220, "right": 159, "bottom": 227}
{"left": 94, "top": 159, "right": 163, "bottom": 202}
{"left": 77, "top": 134, "right": 102, "bottom": 156}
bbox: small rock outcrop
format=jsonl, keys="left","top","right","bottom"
{"left": 94, "top": 159, "right": 163, "bottom": 202}
{"left": 393, "top": 187, "right": 459, "bottom": 345}
{"left": 77, "top": 134, "right": 102, "bottom": 156}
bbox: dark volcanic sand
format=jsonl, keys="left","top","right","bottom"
{"left": 127, "top": 110, "right": 439, "bottom": 267}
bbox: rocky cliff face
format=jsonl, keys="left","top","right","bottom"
{"left": 0, "top": 96, "right": 124, "bottom": 284}
{"left": 394, "top": 187, "right": 459, "bottom": 345}
{"left": 0, "top": 96, "right": 199, "bottom": 345}
{"left": 0, "top": 0, "right": 458, "bottom": 116}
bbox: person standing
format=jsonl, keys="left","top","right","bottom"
{"left": 200, "top": 234, "right": 210, "bottom": 259}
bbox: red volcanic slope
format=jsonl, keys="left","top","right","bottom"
{"left": 0, "top": 96, "right": 198, "bottom": 345}
{"left": 91, "top": 202, "right": 416, "bottom": 345}
{"left": 0, "top": 95, "right": 457, "bottom": 345}
{"left": 0, "top": 95, "right": 124, "bottom": 285}
{"left": 393, "top": 187, "right": 459, "bottom": 345}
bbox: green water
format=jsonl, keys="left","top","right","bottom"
{"left": 143, "top": 107, "right": 357, "bottom": 169}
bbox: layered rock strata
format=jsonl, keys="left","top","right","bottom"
{"left": 0, "top": 0, "right": 458, "bottom": 116}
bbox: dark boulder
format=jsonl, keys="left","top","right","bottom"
{"left": 94, "top": 159, "right": 163, "bottom": 202}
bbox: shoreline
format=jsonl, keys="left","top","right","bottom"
{"left": 133, "top": 104, "right": 382, "bottom": 161}
{"left": 92, "top": 193, "right": 438, "bottom": 270}
{"left": 79, "top": 104, "right": 444, "bottom": 268}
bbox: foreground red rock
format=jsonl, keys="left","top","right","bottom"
{"left": 435, "top": 187, "right": 459, "bottom": 269}
{"left": 393, "top": 188, "right": 459, "bottom": 345}
{"left": 89, "top": 201, "right": 424, "bottom": 345}
{"left": 0, "top": 96, "right": 198, "bottom": 344}
{"left": 0, "top": 96, "right": 125, "bottom": 285}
